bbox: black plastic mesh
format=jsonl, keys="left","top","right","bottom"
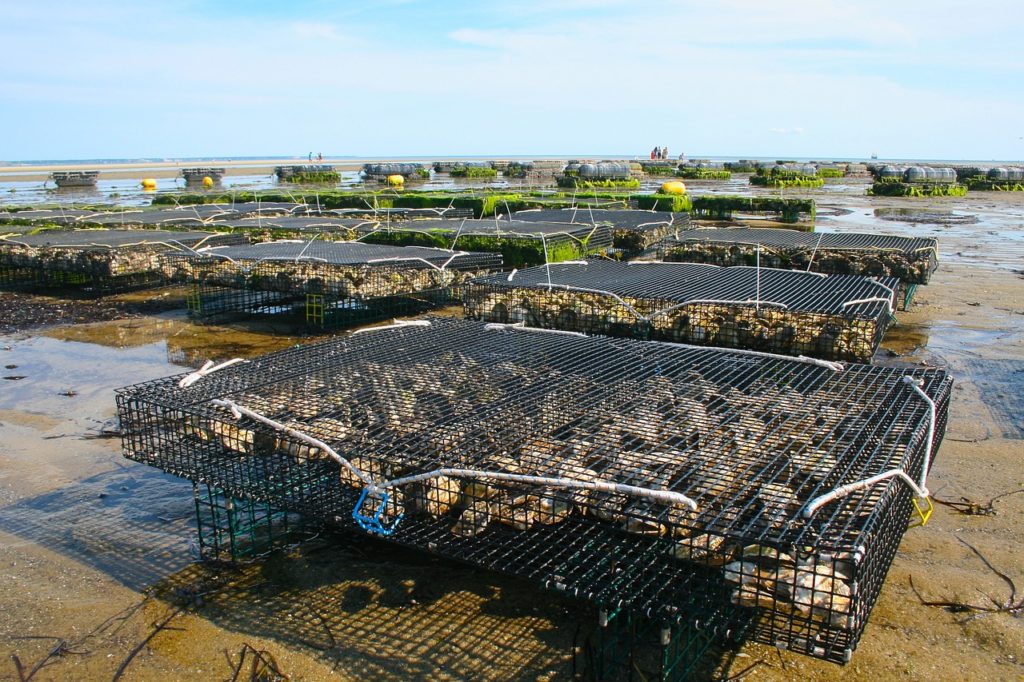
{"left": 509, "top": 209, "right": 690, "bottom": 252}
{"left": 117, "top": 317, "right": 951, "bottom": 663}
{"left": 0, "top": 229, "right": 243, "bottom": 292}
{"left": 465, "top": 261, "right": 898, "bottom": 362}
{"left": 164, "top": 241, "right": 502, "bottom": 327}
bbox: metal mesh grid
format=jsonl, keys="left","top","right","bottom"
{"left": 660, "top": 228, "right": 939, "bottom": 286}
{"left": 117, "top": 317, "right": 951, "bottom": 663}
{"left": 464, "top": 261, "right": 898, "bottom": 362}
{"left": 0, "top": 229, "right": 243, "bottom": 292}
{"left": 164, "top": 241, "right": 502, "bottom": 327}
{"left": 509, "top": 209, "right": 690, "bottom": 253}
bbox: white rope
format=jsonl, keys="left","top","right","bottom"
{"left": 803, "top": 375, "right": 936, "bottom": 517}
{"left": 178, "top": 358, "right": 249, "bottom": 388}
{"left": 379, "top": 469, "right": 698, "bottom": 510}
{"left": 208, "top": 398, "right": 698, "bottom": 511}
{"left": 485, "top": 321, "right": 588, "bottom": 337}
{"left": 211, "top": 398, "right": 374, "bottom": 486}
{"left": 802, "top": 469, "right": 927, "bottom": 518}
{"left": 755, "top": 243, "right": 761, "bottom": 311}
{"left": 841, "top": 296, "right": 894, "bottom": 317}
{"left": 806, "top": 232, "right": 824, "bottom": 271}
{"left": 351, "top": 319, "right": 432, "bottom": 334}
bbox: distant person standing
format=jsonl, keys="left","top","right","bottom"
{"left": 317, "top": 152, "right": 323, "bottom": 162}
{"left": 662, "top": 146, "right": 669, "bottom": 160}
{"left": 308, "top": 152, "right": 313, "bottom": 161}
{"left": 653, "top": 146, "right": 660, "bottom": 160}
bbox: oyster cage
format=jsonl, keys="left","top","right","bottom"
{"left": 659, "top": 228, "right": 939, "bottom": 309}
{"left": 0, "top": 229, "right": 243, "bottom": 294}
{"left": 116, "top": 318, "right": 951, "bottom": 664}
{"left": 464, "top": 261, "right": 898, "bottom": 363}
{"left": 358, "top": 219, "right": 615, "bottom": 268}
{"left": 507, "top": 208, "right": 690, "bottom": 254}
{"left": 162, "top": 240, "right": 502, "bottom": 328}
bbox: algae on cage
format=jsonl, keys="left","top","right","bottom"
{"left": 868, "top": 181, "right": 968, "bottom": 197}
{"left": 676, "top": 168, "right": 732, "bottom": 180}
{"left": 633, "top": 194, "right": 694, "bottom": 213}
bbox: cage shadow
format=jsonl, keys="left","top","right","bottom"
{"left": 152, "top": 534, "right": 599, "bottom": 681}
{"left": 0, "top": 464, "right": 195, "bottom": 591}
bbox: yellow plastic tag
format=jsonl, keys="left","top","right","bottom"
{"left": 909, "top": 496, "right": 934, "bottom": 528}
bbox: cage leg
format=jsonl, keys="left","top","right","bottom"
{"left": 186, "top": 284, "right": 202, "bottom": 314}
{"left": 306, "top": 293, "right": 324, "bottom": 326}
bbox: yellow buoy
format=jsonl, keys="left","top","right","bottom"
{"left": 141, "top": 178, "right": 157, "bottom": 190}
{"left": 661, "top": 180, "right": 687, "bottom": 195}
{"left": 386, "top": 174, "right": 405, "bottom": 187}
{"left": 202, "top": 176, "right": 214, "bottom": 188}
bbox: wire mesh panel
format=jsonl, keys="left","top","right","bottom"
{"left": 163, "top": 241, "right": 502, "bottom": 328}
{"left": 509, "top": 209, "right": 690, "bottom": 253}
{"left": 0, "top": 229, "right": 243, "bottom": 294}
{"left": 192, "top": 482, "right": 304, "bottom": 563}
{"left": 464, "top": 261, "right": 898, "bottom": 363}
{"left": 660, "top": 228, "right": 938, "bottom": 309}
{"left": 117, "top": 318, "right": 951, "bottom": 664}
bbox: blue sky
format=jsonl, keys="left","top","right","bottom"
{"left": 1, "top": 0, "right": 1021, "bottom": 161}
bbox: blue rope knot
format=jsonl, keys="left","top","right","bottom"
{"left": 352, "top": 487, "right": 404, "bottom": 536}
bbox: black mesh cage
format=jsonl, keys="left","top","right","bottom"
{"left": 659, "top": 228, "right": 938, "bottom": 309}
{"left": 117, "top": 318, "right": 951, "bottom": 664}
{"left": 357, "top": 219, "right": 616, "bottom": 266}
{"left": 162, "top": 241, "right": 502, "bottom": 328}
{"left": 0, "top": 229, "right": 244, "bottom": 293}
{"left": 508, "top": 208, "right": 691, "bottom": 253}
{"left": 464, "top": 261, "right": 898, "bottom": 363}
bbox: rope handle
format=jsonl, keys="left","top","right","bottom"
{"left": 351, "top": 319, "right": 431, "bottom": 335}
{"left": 178, "top": 359, "right": 248, "bottom": 388}
{"left": 803, "top": 376, "right": 936, "bottom": 520}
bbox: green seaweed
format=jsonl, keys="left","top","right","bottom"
{"left": 676, "top": 168, "right": 732, "bottom": 180}
{"left": 868, "top": 181, "right": 968, "bottom": 197}
{"left": 633, "top": 193, "right": 693, "bottom": 213}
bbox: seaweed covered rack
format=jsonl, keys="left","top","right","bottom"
{"left": 506, "top": 208, "right": 690, "bottom": 254}
{"left": 162, "top": 240, "right": 502, "bottom": 328}
{"left": 0, "top": 228, "right": 243, "bottom": 294}
{"left": 464, "top": 261, "right": 898, "bottom": 362}
{"left": 660, "top": 228, "right": 938, "bottom": 309}
{"left": 116, "top": 317, "right": 951, "bottom": 664}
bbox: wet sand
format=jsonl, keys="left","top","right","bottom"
{"left": 0, "top": 186, "right": 1022, "bottom": 680}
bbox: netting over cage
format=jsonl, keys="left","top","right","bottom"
{"left": 362, "top": 163, "right": 428, "bottom": 178}
{"left": 181, "top": 167, "right": 225, "bottom": 183}
{"left": 903, "top": 167, "right": 956, "bottom": 184}
{"left": 0, "top": 229, "right": 243, "bottom": 292}
{"left": 564, "top": 162, "right": 633, "bottom": 179}
{"left": 357, "top": 218, "right": 614, "bottom": 267}
{"left": 659, "top": 228, "right": 938, "bottom": 309}
{"left": 50, "top": 170, "right": 99, "bottom": 187}
{"left": 507, "top": 208, "right": 690, "bottom": 253}
{"left": 117, "top": 317, "right": 951, "bottom": 664}
{"left": 163, "top": 240, "right": 502, "bottom": 327}
{"left": 464, "top": 261, "right": 897, "bottom": 362}
{"left": 987, "top": 167, "right": 1024, "bottom": 181}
